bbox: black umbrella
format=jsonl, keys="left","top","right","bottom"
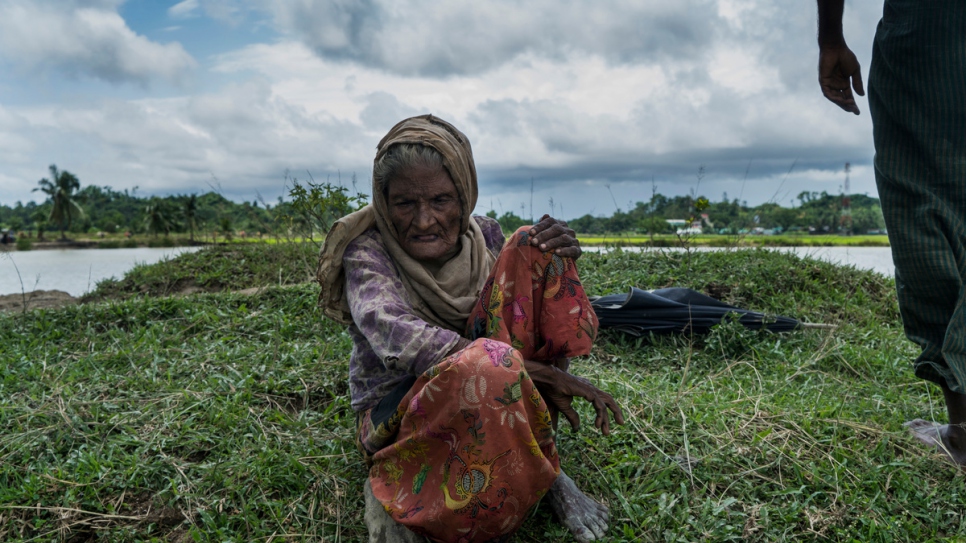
{"left": 590, "top": 287, "right": 811, "bottom": 337}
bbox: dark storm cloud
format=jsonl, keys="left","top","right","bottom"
{"left": 265, "top": 0, "right": 717, "bottom": 76}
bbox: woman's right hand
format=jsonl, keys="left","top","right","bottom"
{"left": 524, "top": 359, "right": 624, "bottom": 436}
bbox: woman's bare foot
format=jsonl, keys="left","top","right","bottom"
{"left": 548, "top": 471, "right": 610, "bottom": 542}
{"left": 904, "top": 419, "right": 966, "bottom": 465}
{"left": 364, "top": 479, "right": 426, "bottom": 543}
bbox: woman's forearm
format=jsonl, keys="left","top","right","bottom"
{"left": 522, "top": 358, "right": 559, "bottom": 387}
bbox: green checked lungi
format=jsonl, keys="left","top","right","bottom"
{"left": 869, "top": 0, "right": 966, "bottom": 392}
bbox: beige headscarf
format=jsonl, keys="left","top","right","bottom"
{"left": 316, "top": 114, "right": 496, "bottom": 332}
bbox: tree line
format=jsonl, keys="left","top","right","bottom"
{"left": 1, "top": 165, "right": 286, "bottom": 241}
{"left": 1, "top": 165, "right": 886, "bottom": 240}
{"left": 488, "top": 190, "right": 885, "bottom": 236}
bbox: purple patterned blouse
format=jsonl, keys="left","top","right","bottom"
{"left": 343, "top": 215, "right": 506, "bottom": 412}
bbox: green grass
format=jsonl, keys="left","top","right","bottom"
{"left": 2, "top": 244, "right": 964, "bottom": 542}
{"left": 83, "top": 242, "right": 319, "bottom": 301}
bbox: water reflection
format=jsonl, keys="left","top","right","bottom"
{"left": 585, "top": 246, "right": 895, "bottom": 277}
{"left": 0, "top": 247, "right": 202, "bottom": 296}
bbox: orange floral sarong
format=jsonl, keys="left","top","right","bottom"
{"left": 361, "top": 227, "right": 599, "bottom": 542}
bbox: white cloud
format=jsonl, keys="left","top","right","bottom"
{"left": 260, "top": 0, "right": 717, "bottom": 76}
{"left": 168, "top": 0, "right": 200, "bottom": 19}
{"left": 0, "top": 0, "right": 885, "bottom": 217}
{"left": 0, "top": 0, "right": 196, "bottom": 86}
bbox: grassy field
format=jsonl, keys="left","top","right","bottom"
{"left": 2, "top": 243, "right": 964, "bottom": 542}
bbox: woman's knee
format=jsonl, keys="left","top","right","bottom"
{"left": 460, "top": 338, "right": 525, "bottom": 374}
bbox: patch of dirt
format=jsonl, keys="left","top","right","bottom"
{"left": 0, "top": 290, "right": 78, "bottom": 313}
{"left": 120, "top": 493, "right": 184, "bottom": 529}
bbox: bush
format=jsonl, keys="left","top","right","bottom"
{"left": 147, "top": 237, "right": 176, "bottom": 248}
{"left": 122, "top": 239, "right": 138, "bottom": 248}
{"left": 15, "top": 237, "right": 32, "bottom": 251}
{"left": 98, "top": 241, "right": 122, "bottom": 249}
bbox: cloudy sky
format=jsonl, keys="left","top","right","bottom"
{"left": 0, "top": 0, "right": 882, "bottom": 219}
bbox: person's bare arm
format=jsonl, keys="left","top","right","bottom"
{"left": 816, "top": 0, "right": 864, "bottom": 115}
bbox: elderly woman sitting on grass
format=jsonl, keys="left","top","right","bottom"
{"left": 317, "top": 115, "right": 623, "bottom": 543}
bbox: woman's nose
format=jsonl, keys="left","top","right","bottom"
{"left": 413, "top": 203, "right": 435, "bottom": 229}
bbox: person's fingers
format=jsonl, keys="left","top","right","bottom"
{"left": 606, "top": 396, "right": 625, "bottom": 425}
{"left": 594, "top": 398, "right": 609, "bottom": 436}
{"left": 852, "top": 69, "right": 865, "bottom": 97}
{"left": 535, "top": 224, "right": 568, "bottom": 247}
{"left": 536, "top": 230, "right": 582, "bottom": 258}
{"left": 560, "top": 402, "right": 581, "bottom": 431}
{"left": 529, "top": 214, "right": 554, "bottom": 237}
{"left": 821, "top": 84, "right": 859, "bottom": 114}
{"left": 839, "top": 84, "right": 860, "bottom": 115}
{"left": 536, "top": 223, "right": 574, "bottom": 246}
{"left": 553, "top": 246, "right": 582, "bottom": 259}
{"left": 545, "top": 388, "right": 581, "bottom": 431}
{"left": 818, "top": 48, "right": 863, "bottom": 115}
{"left": 541, "top": 235, "right": 577, "bottom": 253}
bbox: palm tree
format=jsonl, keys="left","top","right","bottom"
{"left": 143, "top": 199, "right": 174, "bottom": 237}
{"left": 183, "top": 194, "right": 198, "bottom": 242}
{"left": 32, "top": 164, "right": 84, "bottom": 240}
{"left": 30, "top": 209, "right": 47, "bottom": 240}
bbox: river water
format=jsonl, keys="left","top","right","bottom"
{"left": 0, "top": 245, "right": 895, "bottom": 298}
{"left": 0, "top": 247, "right": 202, "bottom": 297}
{"left": 586, "top": 246, "right": 896, "bottom": 277}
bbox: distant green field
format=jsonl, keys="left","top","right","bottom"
{"left": 578, "top": 233, "right": 891, "bottom": 247}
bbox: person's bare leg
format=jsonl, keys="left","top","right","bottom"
{"left": 543, "top": 358, "right": 610, "bottom": 541}
{"left": 548, "top": 470, "right": 610, "bottom": 543}
{"left": 364, "top": 479, "right": 426, "bottom": 543}
{"left": 905, "top": 382, "right": 966, "bottom": 465}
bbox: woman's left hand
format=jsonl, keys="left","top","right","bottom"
{"left": 529, "top": 214, "right": 581, "bottom": 259}
{"left": 523, "top": 359, "right": 624, "bottom": 436}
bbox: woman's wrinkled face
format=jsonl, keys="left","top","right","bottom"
{"left": 386, "top": 164, "right": 462, "bottom": 266}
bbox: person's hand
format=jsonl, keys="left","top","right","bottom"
{"left": 529, "top": 214, "right": 581, "bottom": 259}
{"left": 525, "top": 359, "right": 624, "bottom": 435}
{"left": 818, "top": 44, "right": 864, "bottom": 115}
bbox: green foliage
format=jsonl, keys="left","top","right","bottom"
{"left": 15, "top": 237, "right": 31, "bottom": 251}
{"left": 485, "top": 209, "right": 530, "bottom": 234}
{"left": 219, "top": 216, "right": 233, "bottom": 241}
{"left": 32, "top": 164, "right": 85, "bottom": 240}
{"left": 2, "top": 243, "right": 961, "bottom": 541}
{"left": 562, "top": 189, "right": 885, "bottom": 237}
{"left": 6, "top": 215, "right": 24, "bottom": 233}
{"left": 143, "top": 198, "right": 177, "bottom": 237}
{"left": 3, "top": 182, "right": 279, "bottom": 240}
{"left": 146, "top": 236, "right": 177, "bottom": 248}
{"left": 4, "top": 165, "right": 886, "bottom": 240}
{"left": 282, "top": 175, "right": 368, "bottom": 246}
{"left": 183, "top": 194, "right": 198, "bottom": 242}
